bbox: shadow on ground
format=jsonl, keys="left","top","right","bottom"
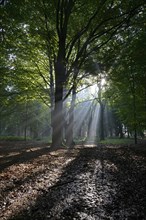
{"left": 6, "top": 144, "right": 146, "bottom": 220}
{"left": 0, "top": 141, "right": 50, "bottom": 172}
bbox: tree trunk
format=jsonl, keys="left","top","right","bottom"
{"left": 119, "top": 123, "right": 124, "bottom": 139}
{"left": 51, "top": 0, "right": 75, "bottom": 148}
{"left": 134, "top": 128, "right": 137, "bottom": 144}
{"left": 87, "top": 112, "right": 92, "bottom": 139}
{"left": 87, "top": 104, "right": 96, "bottom": 140}
{"left": 49, "top": 58, "right": 55, "bottom": 139}
{"left": 130, "top": 63, "right": 137, "bottom": 144}
{"left": 66, "top": 85, "right": 76, "bottom": 147}
{"left": 99, "top": 102, "right": 105, "bottom": 141}
{"left": 24, "top": 98, "right": 28, "bottom": 141}
{"left": 51, "top": 59, "right": 65, "bottom": 149}
{"left": 51, "top": 85, "right": 64, "bottom": 148}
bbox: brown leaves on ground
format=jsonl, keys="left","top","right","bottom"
{"left": 0, "top": 141, "right": 146, "bottom": 220}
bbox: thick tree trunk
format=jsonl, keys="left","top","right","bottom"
{"left": 51, "top": 83, "right": 64, "bottom": 148}
{"left": 51, "top": 0, "right": 75, "bottom": 148}
{"left": 51, "top": 60, "right": 65, "bottom": 149}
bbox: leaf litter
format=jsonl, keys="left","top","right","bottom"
{"left": 0, "top": 141, "right": 146, "bottom": 220}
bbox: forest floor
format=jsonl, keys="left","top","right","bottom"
{"left": 0, "top": 141, "right": 146, "bottom": 220}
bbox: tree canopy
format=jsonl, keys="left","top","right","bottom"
{"left": 0, "top": 0, "right": 146, "bottom": 145}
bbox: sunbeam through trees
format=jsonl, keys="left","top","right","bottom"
{"left": 0, "top": 0, "right": 146, "bottom": 219}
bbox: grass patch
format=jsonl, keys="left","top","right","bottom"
{"left": 100, "top": 138, "right": 135, "bottom": 145}
{"left": 0, "top": 136, "right": 31, "bottom": 141}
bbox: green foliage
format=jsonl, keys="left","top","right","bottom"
{"left": 0, "top": 100, "right": 51, "bottom": 140}
{"left": 1, "top": 0, "right": 146, "bottom": 143}
{"left": 101, "top": 5, "right": 146, "bottom": 134}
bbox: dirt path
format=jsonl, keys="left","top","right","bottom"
{"left": 0, "top": 142, "right": 146, "bottom": 220}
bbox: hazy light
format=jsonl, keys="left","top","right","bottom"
{"left": 74, "top": 100, "right": 94, "bottom": 139}
{"left": 101, "top": 78, "right": 106, "bottom": 86}
{"left": 90, "top": 84, "right": 98, "bottom": 96}
{"left": 85, "top": 104, "right": 100, "bottom": 145}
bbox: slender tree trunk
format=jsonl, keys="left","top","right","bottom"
{"left": 133, "top": 90, "right": 137, "bottom": 144}
{"left": 49, "top": 58, "right": 55, "bottom": 138}
{"left": 99, "top": 102, "right": 105, "bottom": 141}
{"left": 97, "top": 74, "right": 105, "bottom": 141}
{"left": 24, "top": 98, "right": 28, "bottom": 141}
{"left": 119, "top": 123, "right": 124, "bottom": 139}
{"left": 134, "top": 128, "right": 137, "bottom": 144}
{"left": 87, "top": 111, "right": 92, "bottom": 139}
{"left": 87, "top": 104, "right": 96, "bottom": 139}
{"left": 130, "top": 63, "right": 137, "bottom": 144}
{"left": 66, "top": 85, "right": 76, "bottom": 147}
